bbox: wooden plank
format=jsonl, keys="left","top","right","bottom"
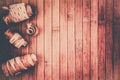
{"left": 21, "top": 1, "right": 29, "bottom": 80}
{"left": 20, "top": 0, "right": 29, "bottom": 80}
{"left": 0, "top": 0, "right": 4, "bottom": 7}
{"left": 82, "top": 0, "right": 91, "bottom": 80}
{"left": 20, "top": 0, "right": 29, "bottom": 79}
{"left": 12, "top": 0, "right": 22, "bottom": 80}
{"left": 18, "top": 0, "right": 31, "bottom": 80}
{"left": 98, "top": 0, "right": 106, "bottom": 80}
{"left": 28, "top": 0, "right": 37, "bottom": 80}
{"left": 5, "top": 0, "right": 12, "bottom": 5}
{"left": 113, "top": 0, "right": 120, "bottom": 80}
{"left": 52, "top": 0, "right": 60, "bottom": 80}
{"left": 105, "top": 0, "right": 113, "bottom": 80}
{"left": 91, "top": 0, "right": 98, "bottom": 80}
{"left": 20, "top": 1, "right": 29, "bottom": 80}
{"left": 113, "top": 24, "right": 120, "bottom": 80}
{"left": 59, "top": 0, "right": 67, "bottom": 80}
{"left": 7, "top": 0, "right": 22, "bottom": 80}
{"left": 36, "top": 0, "right": 44, "bottom": 80}
{"left": 6, "top": 0, "right": 22, "bottom": 80}
{"left": 21, "top": 25, "right": 29, "bottom": 80}
{"left": 67, "top": 0, "right": 75, "bottom": 80}
{"left": 44, "top": 0, "right": 52, "bottom": 80}
{"left": 75, "top": 0, "right": 83, "bottom": 80}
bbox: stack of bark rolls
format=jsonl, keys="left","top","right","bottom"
{"left": 1, "top": 53, "right": 37, "bottom": 76}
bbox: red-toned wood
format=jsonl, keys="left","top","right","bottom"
{"left": 75, "top": 0, "right": 83, "bottom": 80}
{"left": 83, "top": 0, "right": 91, "bottom": 80}
{"left": 91, "top": 0, "right": 98, "bottom": 80}
{"left": 0, "top": 0, "right": 3, "bottom": 7}
{"left": 105, "top": 0, "right": 113, "bottom": 80}
{"left": 59, "top": 0, "right": 67, "bottom": 80}
{"left": 113, "top": 0, "right": 120, "bottom": 80}
{"left": 28, "top": 0, "right": 37, "bottom": 80}
{"left": 1, "top": 0, "right": 120, "bottom": 80}
{"left": 21, "top": 25, "right": 29, "bottom": 80}
{"left": 44, "top": 0, "right": 52, "bottom": 80}
{"left": 67, "top": 0, "right": 75, "bottom": 80}
{"left": 98, "top": 0, "right": 106, "bottom": 80}
{"left": 9, "top": 0, "right": 22, "bottom": 80}
{"left": 36, "top": 0, "right": 44, "bottom": 80}
{"left": 52, "top": 0, "right": 60, "bottom": 80}
{"left": 20, "top": 0, "right": 29, "bottom": 80}
{"left": 113, "top": 22, "right": 120, "bottom": 80}
{"left": 8, "top": 0, "right": 22, "bottom": 80}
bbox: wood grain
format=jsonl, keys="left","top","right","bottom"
{"left": 0, "top": 0, "right": 120, "bottom": 80}
{"left": 21, "top": 0, "right": 29, "bottom": 80}
{"left": 105, "top": 0, "right": 114, "bottom": 80}
{"left": 36, "top": 0, "right": 44, "bottom": 80}
{"left": 28, "top": 0, "right": 37, "bottom": 80}
{"left": 52, "top": 0, "right": 60, "bottom": 80}
{"left": 44, "top": 0, "right": 52, "bottom": 80}
{"left": 67, "top": 0, "right": 75, "bottom": 80}
{"left": 75, "top": 0, "right": 83, "bottom": 80}
{"left": 59, "top": 0, "right": 67, "bottom": 80}
{"left": 9, "top": 0, "right": 22, "bottom": 80}
{"left": 83, "top": 0, "right": 91, "bottom": 80}
{"left": 91, "top": 0, "right": 98, "bottom": 80}
{"left": 113, "top": 0, "right": 120, "bottom": 80}
{"left": 98, "top": 0, "right": 106, "bottom": 80}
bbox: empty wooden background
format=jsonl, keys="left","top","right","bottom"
{"left": 0, "top": 0, "right": 120, "bottom": 80}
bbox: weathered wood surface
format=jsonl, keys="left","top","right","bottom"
{"left": 0, "top": 0, "right": 119, "bottom": 80}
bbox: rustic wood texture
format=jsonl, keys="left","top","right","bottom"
{"left": 105, "top": 0, "right": 114, "bottom": 80}
{"left": 67, "top": 0, "right": 75, "bottom": 80}
{"left": 75, "top": 0, "right": 83, "bottom": 80}
{"left": 91, "top": 0, "right": 98, "bottom": 80}
{"left": 52, "top": 0, "right": 60, "bottom": 80}
{"left": 59, "top": 0, "right": 67, "bottom": 80}
{"left": 113, "top": 0, "right": 120, "bottom": 80}
{"left": 98, "top": 0, "right": 106, "bottom": 80}
{"left": 0, "top": 0, "right": 120, "bottom": 80}
{"left": 44, "top": 0, "right": 52, "bottom": 80}
{"left": 36, "top": 0, "right": 44, "bottom": 80}
{"left": 83, "top": 0, "right": 91, "bottom": 80}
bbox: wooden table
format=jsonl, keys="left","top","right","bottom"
{"left": 0, "top": 0, "right": 119, "bottom": 80}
